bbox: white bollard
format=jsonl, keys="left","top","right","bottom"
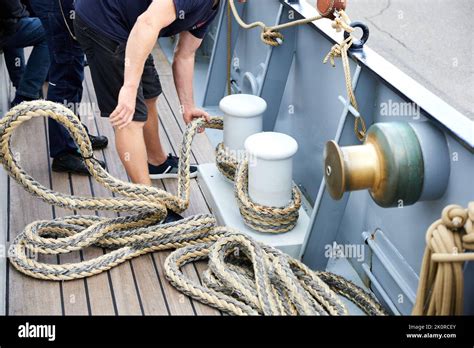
{"left": 245, "top": 132, "right": 298, "bottom": 208}
{"left": 219, "top": 94, "right": 267, "bottom": 153}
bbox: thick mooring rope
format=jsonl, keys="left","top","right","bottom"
{"left": 0, "top": 101, "right": 385, "bottom": 316}
{"left": 412, "top": 203, "right": 474, "bottom": 316}
{"left": 215, "top": 143, "right": 302, "bottom": 233}
{"left": 165, "top": 232, "right": 386, "bottom": 315}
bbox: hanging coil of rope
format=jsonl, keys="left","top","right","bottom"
{"left": 412, "top": 203, "right": 474, "bottom": 316}
{"left": 0, "top": 101, "right": 385, "bottom": 316}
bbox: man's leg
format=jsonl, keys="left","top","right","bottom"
{"left": 143, "top": 97, "right": 167, "bottom": 166}
{"left": 2, "top": 17, "right": 50, "bottom": 101}
{"left": 115, "top": 121, "right": 151, "bottom": 185}
{"left": 3, "top": 47, "right": 25, "bottom": 89}
{"left": 31, "top": 0, "right": 82, "bottom": 158}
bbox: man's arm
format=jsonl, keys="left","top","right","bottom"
{"left": 172, "top": 31, "right": 210, "bottom": 125}
{"left": 110, "top": 0, "right": 176, "bottom": 129}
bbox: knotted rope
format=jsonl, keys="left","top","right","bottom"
{"left": 323, "top": 11, "right": 367, "bottom": 141}
{"left": 412, "top": 203, "right": 474, "bottom": 316}
{"left": 227, "top": 1, "right": 367, "bottom": 140}
{"left": 234, "top": 159, "right": 301, "bottom": 233}
{"left": 228, "top": 0, "right": 313, "bottom": 47}
{"left": 0, "top": 101, "right": 385, "bottom": 315}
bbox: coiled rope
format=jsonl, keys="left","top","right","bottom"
{"left": 165, "top": 231, "right": 386, "bottom": 315}
{"left": 215, "top": 143, "right": 302, "bottom": 233}
{"left": 412, "top": 203, "right": 474, "bottom": 315}
{"left": 0, "top": 101, "right": 385, "bottom": 316}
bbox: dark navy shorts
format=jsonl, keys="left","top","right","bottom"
{"left": 74, "top": 15, "right": 162, "bottom": 122}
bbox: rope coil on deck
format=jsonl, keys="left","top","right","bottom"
{"left": 165, "top": 231, "right": 386, "bottom": 315}
{"left": 412, "top": 203, "right": 474, "bottom": 316}
{"left": 0, "top": 101, "right": 385, "bottom": 316}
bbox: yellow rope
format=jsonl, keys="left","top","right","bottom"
{"left": 412, "top": 203, "right": 474, "bottom": 315}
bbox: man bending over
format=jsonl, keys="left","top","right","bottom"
{"left": 74, "top": 0, "right": 219, "bottom": 184}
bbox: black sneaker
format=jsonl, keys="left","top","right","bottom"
{"left": 88, "top": 133, "right": 109, "bottom": 150}
{"left": 149, "top": 154, "right": 198, "bottom": 180}
{"left": 52, "top": 153, "right": 106, "bottom": 176}
{"left": 80, "top": 123, "right": 108, "bottom": 150}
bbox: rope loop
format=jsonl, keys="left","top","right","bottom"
{"left": 441, "top": 204, "right": 468, "bottom": 229}
{"left": 261, "top": 29, "right": 284, "bottom": 47}
{"left": 413, "top": 202, "right": 474, "bottom": 315}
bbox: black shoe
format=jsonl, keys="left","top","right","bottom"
{"left": 148, "top": 154, "right": 198, "bottom": 180}
{"left": 163, "top": 209, "right": 184, "bottom": 224}
{"left": 52, "top": 153, "right": 105, "bottom": 176}
{"left": 79, "top": 123, "right": 108, "bottom": 150}
{"left": 88, "top": 133, "right": 109, "bottom": 150}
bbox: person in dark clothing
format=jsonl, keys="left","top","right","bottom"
{"left": 0, "top": 0, "right": 49, "bottom": 104}
{"left": 27, "top": 0, "right": 109, "bottom": 175}
{"left": 74, "top": 0, "right": 219, "bottom": 185}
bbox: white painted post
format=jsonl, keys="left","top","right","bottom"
{"left": 219, "top": 94, "right": 266, "bottom": 153}
{"left": 245, "top": 132, "right": 298, "bottom": 207}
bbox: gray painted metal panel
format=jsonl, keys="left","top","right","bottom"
{"left": 202, "top": 0, "right": 474, "bottom": 314}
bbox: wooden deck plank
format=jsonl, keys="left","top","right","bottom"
{"left": 84, "top": 70, "right": 173, "bottom": 315}
{"left": 74, "top": 85, "right": 118, "bottom": 316}
{"left": 8, "top": 118, "right": 63, "bottom": 315}
{"left": 83, "top": 70, "right": 144, "bottom": 315}
{"left": 155, "top": 99, "right": 220, "bottom": 316}
{"left": 50, "top": 172, "right": 90, "bottom": 316}
{"left": 152, "top": 44, "right": 217, "bottom": 164}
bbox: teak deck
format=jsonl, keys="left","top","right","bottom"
{"left": 3, "top": 44, "right": 221, "bottom": 316}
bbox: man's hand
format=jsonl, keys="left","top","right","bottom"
{"left": 183, "top": 106, "right": 210, "bottom": 133}
{"left": 110, "top": 85, "right": 138, "bottom": 129}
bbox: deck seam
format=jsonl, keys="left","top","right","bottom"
{"left": 68, "top": 175, "right": 93, "bottom": 316}
{"left": 149, "top": 254, "right": 172, "bottom": 315}
{"left": 43, "top": 118, "right": 66, "bottom": 316}
{"left": 85, "top": 78, "right": 121, "bottom": 316}
{"left": 128, "top": 261, "right": 145, "bottom": 315}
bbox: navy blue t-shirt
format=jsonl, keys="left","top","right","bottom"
{"left": 75, "top": 0, "right": 218, "bottom": 42}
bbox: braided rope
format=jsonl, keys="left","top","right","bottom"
{"left": 0, "top": 101, "right": 223, "bottom": 280}
{"left": 215, "top": 142, "right": 238, "bottom": 181}
{"left": 412, "top": 203, "right": 474, "bottom": 315}
{"left": 165, "top": 232, "right": 386, "bottom": 316}
{"left": 234, "top": 159, "right": 301, "bottom": 233}
{"left": 215, "top": 143, "right": 301, "bottom": 233}
{"left": 0, "top": 101, "right": 385, "bottom": 316}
